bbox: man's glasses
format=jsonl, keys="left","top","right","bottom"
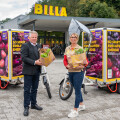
{"left": 70, "top": 37, "right": 77, "bottom": 39}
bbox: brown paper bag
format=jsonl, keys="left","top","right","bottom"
{"left": 68, "top": 52, "right": 87, "bottom": 68}
{"left": 39, "top": 49, "right": 55, "bottom": 67}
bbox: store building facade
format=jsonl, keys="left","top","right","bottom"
{"left": 0, "top": 4, "right": 120, "bottom": 55}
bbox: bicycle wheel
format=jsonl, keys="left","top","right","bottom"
{"left": 0, "top": 80, "right": 9, "bottom": 89}
{"left": 45, "top": 83, "right": 52, "bottom": 99}
{"left": 59, "top": 78, "right": 73, "bottom": 100}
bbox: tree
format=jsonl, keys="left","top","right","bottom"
{"left": 77, "top": 0, "right": 96, "bottom": 17}
{"left": 99, "top": 0, "right": 120, "bottom": 17}
{"left": 99, "top": 0, "right": 120, "bottom": 11}
{"left": 91, "top": 2, "right": 118, "bottom": 18}
{"left": 77, "top": 0, "right": 118, "bottom": 18}
{"left": 64, "top": 0, "right": 80, "bottom": 16}
{"left": 0, "top": 18, "right": 11, "bottom": 24}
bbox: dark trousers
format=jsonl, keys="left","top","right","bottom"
{"left": 69, "top": 71, "right": 84, "bottom": 108}
{"left": 24, "top": 72, "right": 40, "bottom": 108}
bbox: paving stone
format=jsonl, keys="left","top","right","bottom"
{"left": 0, "top": 58, "right": 120, "bottom": 120}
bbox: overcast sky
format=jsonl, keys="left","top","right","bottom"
{"left": 0, "top": 0, "right": 39, "bottom": 21}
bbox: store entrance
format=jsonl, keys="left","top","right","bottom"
{"left": 37, "top": 31, "right": 65, "bottom": 56}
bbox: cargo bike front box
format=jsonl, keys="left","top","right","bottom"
{"left": 82, "top": 28, "right": 120, "bottom": 93}
{"left": 0, "top": 29, "right": 30, "bottom": 89}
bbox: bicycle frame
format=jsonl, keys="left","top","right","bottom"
{"left": 40, "top": 66, "right": 52, "bottom": 98}
{"left": 62, "top": 71, "right": 69, "bottom": 89}
{"left": 83, "top": 71, "right": 95, "bottom": 86}
{"left": 40, "top": 66, "right": 51, "bottom": 88}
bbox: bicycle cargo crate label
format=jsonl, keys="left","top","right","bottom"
{"left": 83, "top": 30, "right": 103, "bottom": 78}
{"left": 12, "top": 31, "right": 29, "bottom": 77}
{"left": 107, "top": 30, "right": 120, "bottom": 79}
{"left": 0, "top": 31, "right": 8, "bottom": 77}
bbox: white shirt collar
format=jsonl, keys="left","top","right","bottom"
{"left": 30, "top": 42, "right": 37, "bottom": 46}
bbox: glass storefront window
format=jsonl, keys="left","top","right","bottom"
{"left": 37, "top": 30, "right": 65, "bottom": 56}
{"left": 39, "top": 38, "right": 44, "bottom": 45}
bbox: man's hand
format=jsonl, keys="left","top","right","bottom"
{"left": 35, "top": 59, "right": 43, "bottom": 66}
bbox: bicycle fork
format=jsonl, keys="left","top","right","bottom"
{"left": 62, "top": 73, "right": 69, "bottom": 89}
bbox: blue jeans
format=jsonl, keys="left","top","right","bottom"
{"left": 69, "top": 71, "right": 84, "bottom": 108}
{"left": 24, "top": 72, "right": 40, "bottom": 108}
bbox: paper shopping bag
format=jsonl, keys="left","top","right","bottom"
{"left": 39, "top": 48, "right": 55, "bottom": 67}
{"left": 68, "top": 52, "right": 87, "bottom": 68}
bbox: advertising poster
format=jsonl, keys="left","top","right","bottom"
{"left": 0, "top": 31, "right": 8, "bottom": 77}
{"left": 107, "top": 31, "right": 120, "bottom": 79}
{"left": 12, "top": 31, "right": 29, "bottom": 77}
{"left": 83, "top": 30, "right": 103, "bottom": 78}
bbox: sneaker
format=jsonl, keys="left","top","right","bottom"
{"left": 78, "top": 105, "right": 85, "bottom": 111}
{"left": 68, "top": 109, "right": 78, "bottom": 118}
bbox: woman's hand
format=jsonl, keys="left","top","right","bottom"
{"left": 66, "top": 64, "right": 73, "bottom": 69}
{"left": 83, "top": 59, "right": 88, "bottom": 65}
{"left": 74, "top": 64, "right": 84, "bottom": 69}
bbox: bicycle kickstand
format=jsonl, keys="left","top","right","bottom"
{"left": 82, "top": 84, "right": 88, "bottom": 94}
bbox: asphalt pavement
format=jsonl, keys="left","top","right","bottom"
{"left": 0, "top": 58, "right": 120, "bottom": 120}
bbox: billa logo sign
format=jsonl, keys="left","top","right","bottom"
{"left": 34, "top": 4, "right": 67, "bottom": 17}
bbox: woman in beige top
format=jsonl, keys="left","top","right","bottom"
{"left": 63, "top": 33, "right": 85, "bottom": 118}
